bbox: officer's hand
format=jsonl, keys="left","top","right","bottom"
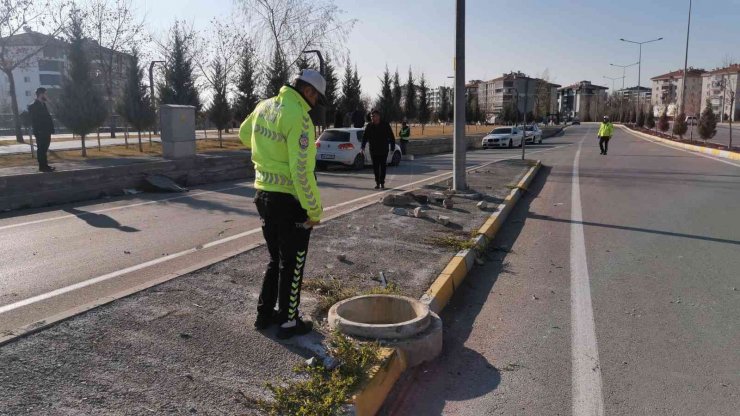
{"left": 304, "top": 220, "right": 320, "bottom": 229}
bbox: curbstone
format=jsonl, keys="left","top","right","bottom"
{"left": 351, "top": 348, "right": 408, "bottom": 416}
{"left": 457, "top": 249, "right": 476, "bottom": 273}
{"left": 618, "top": 124, "right": 740, "bottom": 161}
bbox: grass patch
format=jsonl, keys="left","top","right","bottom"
{"left": 258, "top": 332, "right": 383, "bottom": 416}
{"left": 426, "top": 235, "right": 477, "bottom": 252}
{"left": 304, "top": 278, "right": 404, "bottom": 320}
{"left": 0, "top": 138, "right": 246, "bottom": 168}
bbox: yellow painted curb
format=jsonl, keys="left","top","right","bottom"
{"left": 618, "top": 124, "right": 740, "bottom": 161}
{"left": 352, "top": 160, "right": 542, "bottom": 415}
{"left": 352, "top": 348, "right": 408, "bottom": 416}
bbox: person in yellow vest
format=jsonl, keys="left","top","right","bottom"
{"left": 239, "top": 69, "right": 325, "bottom": 339}
{"left": 597, "top": 115, "right": 614, "bottom": 155}
{"left": 399, "top": 121, "right": 410, "bottom": 155}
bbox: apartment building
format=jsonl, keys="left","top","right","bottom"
{"left": 616, "top": 86, "right": 651, "bottom": 101}
{"left": 477, "top": 72, "right": 559, "bottom": 121}
{"left": 701, "top": 64, "right": 740, "bottom": 122}
{"left": 0, "top": 30, "right": 133, "bottom": 114}
{"left": 650, "top": 68, "right": 705, "bottom": 117}
{"left": 557, "top": 80, "right": 608, "bottom": 119}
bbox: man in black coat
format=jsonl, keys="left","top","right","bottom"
{"left": 28, "top": 87, "right": 55, "bottom": 172}
{"left": 361, "top": 109, "right": 395, "bottom": 189}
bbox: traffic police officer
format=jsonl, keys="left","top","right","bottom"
{"left": 597, "top": 115, "right": 614, "bottom": 155}
{"left": 240, "top": 69, "right": 325, "bottom": 339}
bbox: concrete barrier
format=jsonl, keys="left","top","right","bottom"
{"left": 0, "top": 152, "right": 253, "bottom": 212}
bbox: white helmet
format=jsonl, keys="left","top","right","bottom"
{"left": 297, "top": 69, "right": 326, "bottom": 99}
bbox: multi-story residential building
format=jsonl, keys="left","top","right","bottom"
{"left": 616, "top": 86, "right": 651, "bottom": 101}
{"left": 0, "top": 30, "right": 133, "bottom": 116}
{"left": 477, "top": 72, "right": 559, "bottom": 121}
{"left": 650, "top": 68, "right": 705, "bottom": 117}
{"left": 557, "top": 80, "right": 608, "bottom": 120}
{"left": 423, "top": 86, "right": 452, "bottom": 113}
{"left": 701, "top": 64, "right": 740, "bottom": 122}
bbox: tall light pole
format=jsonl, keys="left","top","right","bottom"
{"left": 610, "top": 62, "right": 638, "bottom": 121}
{"left": 149, "top": 60, "right": 165, "bottom": 135}
{"left": 603, "top": 76, "right": 621, "bottom": 92}
{"left": 620, "top": 37, "right": 663, "bottom": 112}
{"left": 680, "top": 0, "right": 692, "bottom": 116}
{"left": 453, "top": 0, "right": 466, "bottom": 190}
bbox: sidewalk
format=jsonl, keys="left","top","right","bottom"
{"left": 0, "top": 160, "right": 533, "bottom": 415}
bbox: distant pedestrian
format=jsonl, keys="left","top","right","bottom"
{"left": 351, "top": 109, "right": 366, "bottom": 128}
{"left": 28, "top": 87, "right": 55, "bottom": 172}
{"left": 598, "top": 115, "right": 614, "bottom": 155}
{"left": 399, "top": 121, "right": 410, "bottom": 155}
{"left": 362, "top": 110, "right": 395, "bottom": 189}
{"left": 239, "top": 69, "right": 325, "bottom": 339}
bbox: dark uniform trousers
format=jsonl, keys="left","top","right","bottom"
{"left": 598, "top": 136, "right": 610, "bottom": 154}
{"left": 371, "top": 152, "right": 389, "bottom": 186}
{"left": 35, "top": 133, "right": 51, "bottom": 168}
{"left": 254, "top": 190, "right": 312, "bottom": 322}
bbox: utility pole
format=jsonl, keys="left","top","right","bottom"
{"left": 149, "top": 60, "right": 165, "bottom": 135}
{"left": 521, "top": 78, "right": 529, "bottom": 160}
{"left": 610, "top": 62, "right": 638, "bottom": 121}
{"left": 620, "top": 37, "right": 662, "bottom": 113}
{"left": 680, "top": 0, "right": 692, "bottom": 116}
{"left": 453, "top": 0, "right": 466, "bottom": 190}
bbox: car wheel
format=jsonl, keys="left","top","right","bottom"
{"left": 352, "top": 153, "right": 364, "bottom": 170}
{"left": 508, "top": 139, "right": 513, "bottom": 148}
{"left": 390, "top": 151, "right": 401, "bottom": 166}
{"left": 538, "top": 138, "right": 543, "bottom": 144}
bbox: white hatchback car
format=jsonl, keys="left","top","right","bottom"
{"left": 481, "top": 127, "right": 525, "bottom": 149}
{"left": 315, "top": 128, "right": 403, "bottom": 170}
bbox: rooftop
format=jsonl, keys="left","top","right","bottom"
{"left": 558, "top": 81, "right": 608, "bottom": 91}
{"left": 704, "top": 64, "right": 740, "bottom": 75}
{"left": 650, "top": 68, "right": 706, "bottom": 81}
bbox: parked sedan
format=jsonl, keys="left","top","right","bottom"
{"left": 315, "top": 128, "right": 402, "bottom": 170}
{"left": 481, "top": 127, "right": 524, "bottom": 149}
{"left": 524, "top": 124, "right": 543, "bottom": 144}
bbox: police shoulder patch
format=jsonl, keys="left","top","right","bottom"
{"left": 299, "top": 132, "right": 309, "bottom": 150}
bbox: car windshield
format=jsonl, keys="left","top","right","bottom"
{"left": 319, "top": 130, "right": 351, "bottom": 142}
{"left": 525, "top": 126, "right": 536, "bottom": 131}
{"left": 491, "top": 128, "right": 511, "bottom": 134}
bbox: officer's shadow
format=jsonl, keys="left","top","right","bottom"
{"left": 64, "top": 207, "right": 140, "bottom": 233}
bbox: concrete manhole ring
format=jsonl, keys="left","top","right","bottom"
{"left": 327, "top": 294, "right": 431, "bottom": 340}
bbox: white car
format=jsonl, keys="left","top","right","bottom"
{"left": 685, "top": 115, "right": 698, "bottom": 126}
{"left": 481, "top": 127, "right": 524, "bottom": 149}
{"left": 315, "top": 128, "right": 403, "bottom": 170}
{"left": 524, "top": 124, "right": 543, "bottom": 144}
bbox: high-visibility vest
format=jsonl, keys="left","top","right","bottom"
{"left": 598, "top": 122, "right": 614, "bottom": 137}
{"left": 239, "top": 86, "right": 322, "bottom": 222}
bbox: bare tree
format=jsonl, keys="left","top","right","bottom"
{"left": 533, "top": 69, "right": 551, "bottom": 120}
{"left": 0, "top": 0, "right": 68, "bottom": 142}
{"left": 82, "top": 0, "right": 146, "bottom": 138}
{"left": 195, "top": 17, "right": 249, "bottom": 101}
{"left": 237, "top": 0, "right": 355, "bottom": 71}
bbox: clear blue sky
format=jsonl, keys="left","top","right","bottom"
{"left": 142, "top": 0, "right": 740, "bottom": 96}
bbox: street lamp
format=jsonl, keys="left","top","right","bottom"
{"left": 603, "top": 76, "right": 621, "bottom": 92}
{"left": 679, "top": 0, "right": 692, "bottom": 116}
{"left": 620, "top": 37, "right": 663, "bottom": 112}
{"left": 609, "top": 62, "right": 639, "bottom": 90}
{"left": 149, "top": 60, "right": 165, "bottom": 135}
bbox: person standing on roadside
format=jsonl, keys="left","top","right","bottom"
{"left": 28, "top": 87, "right": 55, "bottom": 172}
{"left": 362, "top": 110, "right": 395, "bottom": 189}
{"left": 399, "top": 121, "right": 410, "bottom": 155}
{"left": 239, "top": 69, "right": 325, "bottom": 340}
{"left": 597, "top": 115, "right": 614, "bottom": 155}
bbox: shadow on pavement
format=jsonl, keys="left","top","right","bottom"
{"left": 529, "top": 212, "right": 740, "bottom": 246}
{"left": 382, "top": 165, "right": 552, "bottom": 416}
{"left": 63, "top": 207, "right": 140, "bottom": 232}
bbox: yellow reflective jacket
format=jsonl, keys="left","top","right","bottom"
{"left": 239, "top": 86, "right": 322, "bottom": 222}
{"left": 598, "top": 122, "right": 614, "bottom": 137}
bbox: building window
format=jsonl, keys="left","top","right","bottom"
{"left": 26, "top": 90, "right": 32, "bottom": 96}
{"left": 23, "top": 76, "right": 30, "bottom": 83}
{"left": 39, "top": 74, "right": 62, "bottom": 86}
{"left": 38, "top": 60, "right": 64, "bottom": 72}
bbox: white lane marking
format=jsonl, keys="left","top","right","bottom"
{"left": 622, "top": 128, "right": 740, "bottom": 168}
{"left": 0, "top": 184, "right": 251, "bottom": 232}
{"left": 570, "top": 139, "right": 605, "bottom": 416}
{"left": 0, "top": 144, "right": 573, "bottom": 315}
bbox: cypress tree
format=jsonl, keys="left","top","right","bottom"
{"left": 158, "top": 24, "right": 201, "bottom": 111}
{"left": 392, "top": 69, "right": 402, "bottom": 123}
{"left": 645, "top": 109, "right": 655, "bottom": 130}
{"left": 377, "top": 65, "right": 394, "bottom": 121}
{"left": 208, "top": 60, "right": 231, "bottom": 147}
{"left": 117, "top": 48, "right": 155, "bottom": 152}
{"left": 233, "top": 42, "right": 260, "bottom": 122}
{"left": 404, "top": 68, "right": 417, "bottom": 121}
{"left": 672, "top": 112, "right": 688, "bottom": 139}
{"left": 417, "top": 73, "right": 431, "bottom": 133}
{"left": 264, "top": 47, "right": 290, "bottom": 98}
{"left": 657, "top": 109, "right": 670, "bottom": 133}
{"left": 323, "top": 57, "right": 339, "bottom": 126}
{"left": 697, "top": 99, "right": 717, "bottom": 142}
{"left": 55, "top": 9, "right": 107, "bottom": 157}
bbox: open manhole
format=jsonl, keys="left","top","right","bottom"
{"left": 328, "top": 295, "right": 443, "bottom": 367}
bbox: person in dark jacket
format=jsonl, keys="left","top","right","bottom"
{"left": 361, "top": 110, "right": 395, "bottom": 189}
{"left": 28, "top": 87, "right": 55, "bottom": 172}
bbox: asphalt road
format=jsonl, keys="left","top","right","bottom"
{"left": 387, "top": 124, "right": 740, "bottom": 415}
{"left": 667, "top": 121, "right": 737, "bottom": 149}
{"left": 0, "top": 140, "right": 568, "bottom": 339}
